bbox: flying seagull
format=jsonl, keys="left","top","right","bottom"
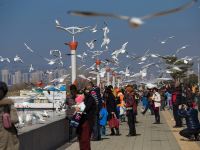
{"left": 90, "top": 24, "right": 98, "bottom": 33}
{"left": 29, "top": 64, "right": 34, "bottom": 72}
{"left": 14, "top": 55, "right": 23, "bottom": 63}
{"left": 0, "top": 56, "right": 10, "bottom": 63}
{"left": 24, "top": 43, "right": 34, "bottom": 52}
{"left": 68, "top": 0, "right": 197, "bottom": 28}
{"left": 86, "top": 39, "right": 97, "bottom": 49}
{"left": 176, "top": 45, "right": 189, "bottom": 54}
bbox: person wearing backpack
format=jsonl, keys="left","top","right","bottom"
{"left": 0, "top": 81, "right": 19, "bottom": 150}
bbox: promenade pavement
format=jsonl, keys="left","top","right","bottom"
{"left": 58, "top": 108, "right": 200, "bottom": 150}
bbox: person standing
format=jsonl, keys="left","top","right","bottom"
{"left": 0, "top": 81, "right": 19, "bottom": 150}
{"left": 172, "top": 86, "right": 183, "bottom": 128}
{"left": 104, "top": 85, "right": 120, "bottom": 136}
{"left": 99, "top": 102, "right": 108, "bottom": 137}
{"left": 77, "top": 83, "right": 97, "bottom": 150}
{"left": 89, "top": 82, "right": 102, "bottom": 141}
{"left": 124, "top": 85, "right": 137, "bottom": 136}
{"left": 152, "top": 88, "right": 161, "bottom": 124}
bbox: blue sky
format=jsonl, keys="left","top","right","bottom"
{"left": 0, "top": 0, "right": 200, "bottom": 72}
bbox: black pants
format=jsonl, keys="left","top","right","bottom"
{"left": 154, "top": 107, "right": 160, "bottom": 123}
{"left": 179, "top": 128, "right": 199, "bottom": 139}
{"left": 127, "top": 110, "right": 136, "bottom": 135}
{"left": 173, "top": 105, "right": 182, "bottom": 126}
{"left": 92, "top": 114, "right": 101, "bottom": 140}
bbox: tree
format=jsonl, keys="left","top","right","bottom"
{"left": 163, "top": 56, "right": 193, "bottom": 82}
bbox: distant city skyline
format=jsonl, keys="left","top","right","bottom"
{"left": 0, "top": 68, "right": 68, "bottom": 86}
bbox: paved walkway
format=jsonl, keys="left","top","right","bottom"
{"left": 59, "top": 109, "right": 200, "bottom": 150}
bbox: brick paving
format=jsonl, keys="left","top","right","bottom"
{"left": 58, "top": 108, "right": 200, "bottom": 150}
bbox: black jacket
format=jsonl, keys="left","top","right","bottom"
{"left": 178, "top": 107, "right": 200, "bottom": 129}
{"left": 103, "top": 90, "right": 117, "bottom": 120}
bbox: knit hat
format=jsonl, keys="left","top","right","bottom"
{"left": 75, "top": 94, "right": 85, "bottom": 104}
{"left": 0, "top": 81, "right": 8, "bottom": 100}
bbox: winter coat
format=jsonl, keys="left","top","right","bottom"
{"left": 124, "top": 93, "right": 137, "bottom": 114}
{"left": 0, "top": 98, "right": 19, "bottom": 150}
{"left": 77, "top": 93, "right": 97, "bottom": 132}
{"left": 178, "top": 107, "right": 200, "bottom": 129}
{"left": 152, "top": 92, "right": 161, "bottom": 108}
{"left": 104, "top": 91, "right": 118, "bottom": 120}
{"left": 99, "top": 108, "right": 108, "bottom": 126}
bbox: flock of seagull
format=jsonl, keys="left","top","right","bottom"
{"left": 1, "top": 0, "right": 199, "bottom": 86}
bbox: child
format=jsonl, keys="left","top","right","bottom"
{"left": 70, "top": 94, "right": 85, "bottom": 128}
{"left": 99, "top": 102, "right": 108, "bottom": 137}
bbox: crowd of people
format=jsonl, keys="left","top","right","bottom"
{"left": 1, "top": 80, "right": 200, "bottom": 150}
{"left": 66, "top": 81, "right": 200, "bottom": 150}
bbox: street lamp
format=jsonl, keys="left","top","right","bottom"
{"left": 55, "top": 20, "right": 89, "bottom": 84}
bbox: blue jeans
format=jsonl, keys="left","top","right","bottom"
{"left": 100, "top": 125, "right": 106, "bottom": 136}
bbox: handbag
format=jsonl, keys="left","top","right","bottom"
{"left": 2, "top": 105, "right": 19, "bottom": 129}
{"left": 2, "top": 112, "right": 12, "bottom": 129}
{"left": 108, "top": 114, "right": 119, "bottom": 128}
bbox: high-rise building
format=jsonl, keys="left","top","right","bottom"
{"left": 22, "top": 73, "right": 29, "bottom": 83}
{"left": 14, "top": 71, "right": 22, "bottom": 84}
{"left": 11, "top": 74, "right": 16, "bottom": 85}
{"left": 30, "top": 71, "right": 43, "bottom": 83}
{"left": 1, "top": 69, "right": 9, "bottom": 85}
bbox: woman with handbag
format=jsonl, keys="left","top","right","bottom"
{"left": 0, "top": 81, "right": 20, "bottom": 150}
{"left": 103, "top": 85, "right": 120, "bottom": 136}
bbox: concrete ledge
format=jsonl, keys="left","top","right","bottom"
{"left": 18, "top": 116, "right": 76, "bottom": 150}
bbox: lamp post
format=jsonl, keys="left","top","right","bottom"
{"left": 55, "top": 22, "right": 88, "bottom": 84}
{"left": 106, "top": 67, "right": 111, "bottom": 86}
{"left": 112, "top": 72, "right": 116, "bottom": 88}
{"left": 96, "top": 59, "right": 101, "bottom": 87}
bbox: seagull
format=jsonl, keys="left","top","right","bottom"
{"left": 150, "top": 53, "right": 160, "bottom": 58}
{"left": 88, "top": 50, "right": 104, "bottom": 58}
{"left": 101, "top": 37, "right": 110, "bottom": 50}
{"left": 58, "top": 74, "right": 70, "bottom": 82}
{"left": 44, "top": 58, "right": 58, "bottom": 65}
{"left": 55, "top": 19, "right": 60, "bottom": 26}
{"left": 29, "top": 64, "right": 34, "bottom": 72}
{"left": 101, "top": 25, "right": 110, "bottom": 49}
{"left": 24, "top": 43, "right": 34, "bottom": 52}
{"left": 68, "top": 0, "right": 197, "bottom": 28}
{"left": 111, "top": 42, "right": 128, "bottom": 57}
{"left": 176, "top": 45, "right": 189, "bottom": 54}
{"left": 90, "top": 24, "right": 98, "bottom": 33}
{"left": 86, "top": 39, "right": 97, "bottom": 49}
{"left": 78, "top": 74, "right": 91, "bottom": 81}
{"left": 50, "top": 49, "right": 62, "bottom": 58}
{"left": 78, "top": 65, "right": 86, "bottom": 70}
{"left": 14, "top": 55, "right": 23, "bottom": 63}
{"left": 76, "top": 52, "right": 87, "bottom": 61}
{"left": 46, "top": 70, "right": 53, "bottom": 74}
{"left": 160, "top": 36, "right": 175, "bottom": 44}
{"left": 0, "top": 56, "right": 10, "bottom": 63}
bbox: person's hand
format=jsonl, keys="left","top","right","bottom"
{"left": 111, "top": 112, "right": 115, "bottom": 114}
{"left": 75, "top": 107, "right": 80, "bottom": 112}
{"left": 178, "top": 105, "right": 182, "bottom": 109}
{"left": 183, "top": 104, "right": 187, "bottom": 109}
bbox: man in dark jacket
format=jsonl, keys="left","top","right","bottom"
{"left": 178, "top": 101, "right": 200, "bottom": 141}
{"left": 89, "top": 82, "right": 102, "bottom": 141}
